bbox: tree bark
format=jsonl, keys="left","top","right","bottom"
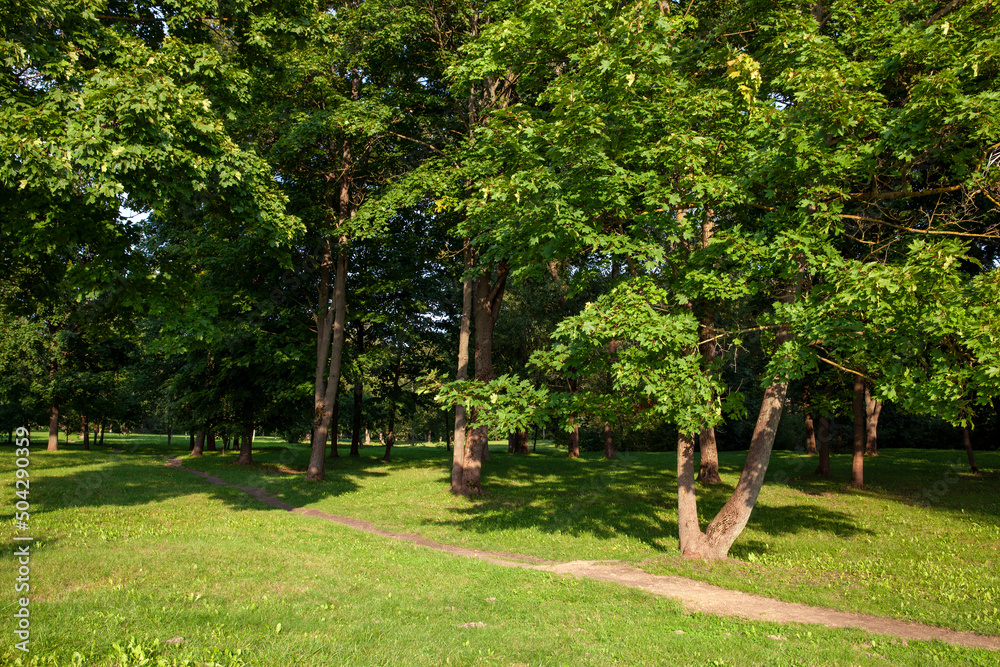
{"left": 192, "top": 430, "right": 205, "bottom": 457}
{"left": 459, "top": 262, "right": 509, "bottom": 494}
{"left": 82, "top": 414, "right": 90, "bottom": 451}
{"left": 98, "top": 421, "right": 104, "bottom": 446}
{"left": 307, "top": 241, "right": 349, "bottom": 480}
{"left": 851, "top": 375, "right": 866, "bottom": 488}
{"left": 206, "top": 430, "right": 217, "bottom": 452}
{"left": 189, "top": 432, "right": 195, "bottom": 451}
{"left": 864, "top": 385, "right": 882, "bottom": 456}
{"left": 167, "top": 424, "right": 172, "bottom": 447}
{"left": 678, "top": 377, "right": 791, "bottom": 559}
{"left": 47, "top": 404, "right": 59, "bottom": 451}
{"left": 307, "top": 132, "right": 355, "bottom": 480}
{"left": 567, "top": 417, "right": 581, "bottom": 459}
{"left": 602, "top": 421, "right": 616, "bottom": 459}
{"left": 235, "top": 424, "right": 254, "bottom": 466}
{"left": 963, "top": 426, "right": 979, "bottom": 473}
{"left": 509, "top": 429, "right": 530, "bottom": 454}
{"left": 804, "top": 413, "right": 817, "bottom": 454}
{"left": 676, "top": 263, "right": 801, "bottom": 560}
{"left": 450, "top": 258, "right": 473, "bottom": 492}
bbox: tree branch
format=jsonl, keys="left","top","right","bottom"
{"left": 924, "top": 0, "right": 966, "bottom": 27}
{"left": 841, "top": 214, "right": 1000, "bottom": 239}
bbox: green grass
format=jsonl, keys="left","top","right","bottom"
{"left": 1, "top": 432, "right": 998, "bottom": 665}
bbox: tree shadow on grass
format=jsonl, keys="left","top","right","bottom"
{"left": 419, "top": 449, "right": 872, "bottom": 554}
{"left": 770, "top": 450, "right": 1000, "bottom": 524}
{"left": 0, "top": 443, "right": 377, "bottom": 522}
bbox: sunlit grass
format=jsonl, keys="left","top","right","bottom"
{"left": 0, "top": 433, "right": 996, "bottom": 665}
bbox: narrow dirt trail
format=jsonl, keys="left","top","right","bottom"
{"left": 165, "top": 457, "right": 1000, "bottom": 651}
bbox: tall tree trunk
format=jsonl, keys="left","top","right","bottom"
{"left": 235, "top": 424, "right": 254, "bottom": 466}
{"left": 82, "top": 414, "right": 90, "bottom": 451}
{"left": 851, "top": 375, "right": 866, "bottom": 488}
{"left": 697, "top": 211, "right": 721, "bottom": 483}
{"left": 450, "top": 251, "right": 474, "bottom": 492}
{"left": 192, "top": 430, "right": 205, "bottom": 457}
{"left": 603, "top": 421, "right": 616, "bottom": 459}
{"left": 864, "top": 385, "right": 882, "bottom": 456}
{"left": 460, "top": 262, "right": 509, "bottom": 494}
{"left": 98, "top": 421, "right": 104, "bottom": 446}
{"left": 963, "top": 426, "right": 979, "bottom": 473}
{"left": 804, "top": 413, "right": 817, "bottom": 454}
{"left": 47, "top": 404, "right": 59, "bottom": 452}
{"left": 206, "top": 430, "right": 217, "bottom": 452}
{"left": 189, "top": 432, "right": 195, "bottom": 451}
{"left": 308, "top": 132, "right": 355, "bottom": 480}
{"left": 167, "top": 424, "right": 172, "bottom": 447}
{"left": 311, "top": 234, "right": 335, "bottom": 460}
{"left": 307, "top": 241, "right": 349, "bottom": 480}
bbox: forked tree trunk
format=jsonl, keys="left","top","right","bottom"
{"left": 82, "top": 414, "right": 90, "bottom": 451}
{"left": 451, "top": 255, "right": 470, "bottom": 493}
{"left": 864, "top": 385, "right": 882, "bottom": 456}
{"left": 235, "top": 425, "right": 254, "bottom": 466}
{"left": 458, "top": 262, "right": 508, "bottom": 494}
{"left": 677, "top": 378, "right": 791, "bottom": 560}
{"left": 851, "top": 375, "right": 865, "bottom": 488}
{"left": 308, "top": 242, "right": 349, "bottom": 480}
{"left": 308, "top": 133, "right": 354, "bottom": 481}
{"left": 192, "top": 430, "right": 205, "bottom": 457}
{"left": 676, "top": 266, "right": 801, "bottom": 560}
{"left": 963, "top": 426, "right": 979, "bottom": 473}
{"left": 603, "top": 421, "right": 616, "bottom": 459}
{"left": 48, "top": 404, "right": 59, "bottom": 451}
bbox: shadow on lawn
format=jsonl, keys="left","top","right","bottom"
{"left": 420, "top": 450, "right": 873, "bottom": 553}
{"left": 0, "top": 439, "right": 375, "bottom": 520}
{"left": 5, "top": 440, "right": 994, "bottom": 558}
{"left": 773, "top": 449, "right": 1000, "bottom": 523}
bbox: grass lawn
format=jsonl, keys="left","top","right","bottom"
{"left": 1, "top": 432, "right": 998, "bottom": 665}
